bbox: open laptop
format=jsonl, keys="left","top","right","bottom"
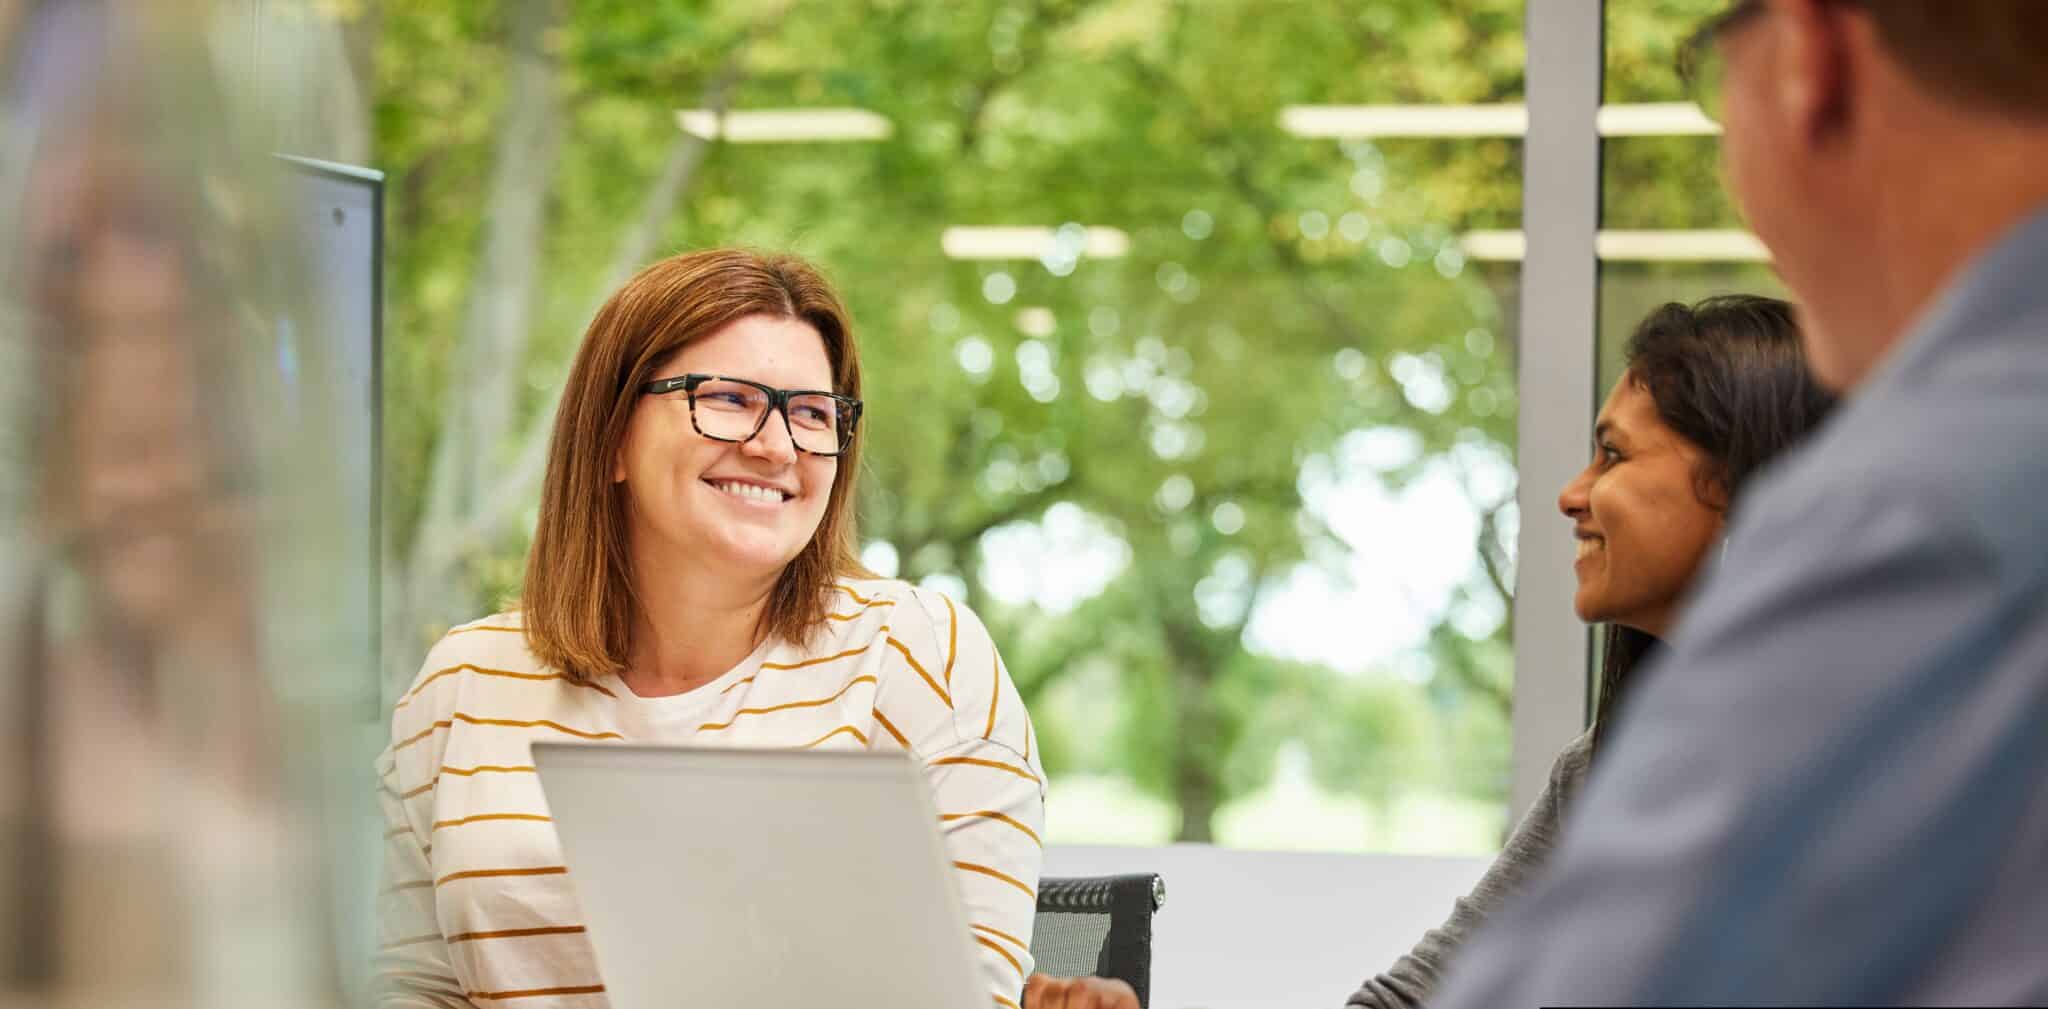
{"left": 532, "top": 742, "right": 988, "bottom": 1009}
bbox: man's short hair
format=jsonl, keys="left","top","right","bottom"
{"left": 1861, "top": 1, "right": 2048, "bottom": 121}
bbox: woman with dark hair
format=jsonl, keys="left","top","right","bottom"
{"left": 1024, "top": 295, "right": 1837, "bottom": 1009}
{"left": 1580, "top": 294, "right": 1838, "bottom": 755}
{"left": 1341, "top": 294, "right": 1837, "bottom": 1009}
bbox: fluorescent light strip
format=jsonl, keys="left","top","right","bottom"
{"left": 1281, "top": 103, "right": 1529, "bottom": 138}
{"left": 940, "top": 227, "right": 1132, "bottom": 260}
{"left": 1279, "top": 102, "right": 1721, "bottom": 139}
{"left": 1596, "top": 102, "right": 1720, "bottom": 137}
{"left": 1460, "top": 229, "right": 1770, "bottom": 262}
{"left": 674, "top": 107, "right": 893, "bottom": 143}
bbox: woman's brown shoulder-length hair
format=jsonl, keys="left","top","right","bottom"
{"left": 520, "top": 248, "right": 865, "bottom": 684}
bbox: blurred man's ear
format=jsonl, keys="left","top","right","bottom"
{"left": 1771, "top": 0, "right": 1863, "bottom": 147}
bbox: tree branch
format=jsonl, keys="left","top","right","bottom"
{"left": 413, "top": 0, "right": 565, "bottom": 577}
{"left": 1475, "top": 496, "right": 1514, "bottom": 617}
{"left": 929, "top": 475, "right": 1079, "bottom": 566}
{"left": 1434, "top": 623, "right": 1512, "bottom": 712}
{"left": 596, "top": 24, "right": 760, "bottom": 291}
{"left": 419, "top": 39, "right": 761, "bottom": 578}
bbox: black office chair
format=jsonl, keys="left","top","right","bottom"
{"left": 1027, "top": 873, "right": 1165, "bottom": 1008}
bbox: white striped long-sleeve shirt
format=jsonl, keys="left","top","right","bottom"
{"left": 373, "top": 579, "right": 1044, "bottom": 1008}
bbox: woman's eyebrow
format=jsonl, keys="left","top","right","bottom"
{"left": 1595, "top": 419, "right": 1642, "bottom": 453}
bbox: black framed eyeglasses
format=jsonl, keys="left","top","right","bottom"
{"left": 640, "top": 373, "right": 863, "bottom": 457}
{"left": 1677, "top": 0, "right": 1765, "bottom": 123}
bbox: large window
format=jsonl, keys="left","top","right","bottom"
{"left": 374, "top": 0, "right": 1526, "bottom": 854}
{"left": 1601, "top": 0, "right": 1779, "bottom": 395}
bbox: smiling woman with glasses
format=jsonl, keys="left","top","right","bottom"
{"left": 372, "top": 249, "right": 1045, "bottom": 1008}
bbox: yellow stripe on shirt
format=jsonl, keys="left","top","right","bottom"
{"left": 832, "top": 584, "right": 878, "bottom": 606}
{"left": 395, "top": 713, "right": 623, "bottom": 753}
{"left": 942, "top": 594, "right": 959, "bottom": 689}
{"left": 448, "top": 925, "right": 588, "bottom": 944}
{"left": 397, "top": 663, "right": 616, "bottom": 709}
{"left": 696, "top": 676, "right": 877, "bottom": 732}
{"left": 887, "top": 636, "right": 952, "bottom": 707}
{"left": 467, "top": 984, "right": 607, "bottom": 1001}
{"left": 798, "top": 725, "right": 870, "bottom": 748}
{"left": 983, "top": 653, "right": 1000, "bottom": 739}
{"left": 954, "top": 861, "right": 1036, "bottom": 898}
{"left": 942, "top": 810, "right": 1042, "bottom": 846}
{"left": 932, "top": 755, "right": 1041, "bottom": 785}
{"left": 972, "top": 922, "right": 1030, "bottom": 950}
{"left": 759, "top": 644, "right": 872, "bottom": 672}
{"left": 872, "top": 707, "right": 910, "bottom": 748}
{"left": 436, "top": 866, "right": 568, "bottom": 887}
{"left": 974, "top": 935, "right": 1024, "bottom": 978}
{"left": 439, "top": 763, "right": 540, "bottom": 778}
{"left": 432, "top": 813, "right": 552, "bottom": 832}
{"left": 398, "top": 763, "right": 537, "bottom": 800}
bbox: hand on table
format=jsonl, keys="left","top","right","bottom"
{"left": 1022, "top": 974, "right": 1140, "bottom": 1009}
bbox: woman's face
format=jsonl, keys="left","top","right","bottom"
{"left": 1557, "top": 374, "right": 1725, "bottom": 638}
{"left": 613, "top": 313, "right": 839, "bottom": 582}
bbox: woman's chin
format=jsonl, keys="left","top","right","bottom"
{"left": 704, "top": 536, "right": 806, "bottom": 578}
{"left": 1572, "top": 591, "right": 1606, "bottom": 626}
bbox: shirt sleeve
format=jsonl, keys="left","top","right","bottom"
{"left": 1345, "top": 732, "right": 1590, "bottom": 1009}
{"left": 371, "top": 643, "right": 469, "bottom": 1008}
{"left": 873, "top": 587, "right": 1046, "bottom": 1009}
{"left": 1431, "top": 483, "right": 2038, "bottom": 1007}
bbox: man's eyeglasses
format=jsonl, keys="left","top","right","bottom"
{"left": 640, "top": 373, "right": 863, "bottom": 457}
{"left": 1678, "top": 0, "right": 1765, "bottom": 123}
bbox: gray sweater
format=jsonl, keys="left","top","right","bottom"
{"left": 1344, "top": 730, "right": 1595, "bottom": 1009}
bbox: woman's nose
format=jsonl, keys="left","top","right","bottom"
{"left": 1558, "top": 464, "right": 1593, "bottom": 519}
{"left": 741, "top": 408, "right": 799, "bottom": 463}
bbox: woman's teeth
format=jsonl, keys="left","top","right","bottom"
{"left": 712, "top": 480, "right": 786, "bottom": 504}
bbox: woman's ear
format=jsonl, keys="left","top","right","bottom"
{"left": 1692, "top": 471, "right": 1733, "bottom": 513}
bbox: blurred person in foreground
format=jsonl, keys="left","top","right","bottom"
{"left": 1024, "top": 296, "right": 1838, "bottom": 1009}
{"left": 3, "top": 1, "right": 351, "bottom": 1006}
{"left": 374, "top": 249, "right": 1044, "bottom": 1008}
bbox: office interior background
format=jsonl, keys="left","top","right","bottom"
{"left": 6, "top": 1, "right": 1791, "bottom": 1005}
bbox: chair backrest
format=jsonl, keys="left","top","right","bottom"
{"left": 1028, "top": 873, "right": 1165, "bottom": 1008}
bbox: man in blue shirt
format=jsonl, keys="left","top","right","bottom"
{"left": 1430, "top": 0, "right": 2048, "bottom": 1003}
{"left": 1027, "top": 1, "right": 2048, "bottom": 1005}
